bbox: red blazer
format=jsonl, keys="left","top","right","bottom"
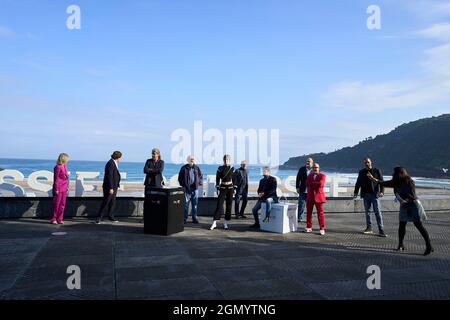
{"left": 306, "top": 172, "right": 327, "bottom": 203}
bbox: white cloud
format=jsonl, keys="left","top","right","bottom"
{"left": 416, "top": 23, "right": 450, "bottom": 41}
{"left": 0, "top": 25, "right": 15, "bottom": 38}
{"left": 321, "top": 80, "right": 440, "bottom": 112}
{"left": 322, "top": 21, "right": 450, "bottom": 113}
{"left": 394, "top": 0, "right": 450, "bottom": 19}
{"left": 422, "top": 1, "right": 450, "bottom": 17}
{"left": 422, "top": 43, "right": 450, "bottom": 79}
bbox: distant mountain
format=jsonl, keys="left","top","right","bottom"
{"left": 280, "top": 114, "right": 450, "bottom": 178}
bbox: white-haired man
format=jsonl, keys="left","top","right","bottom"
{"left": 178, "top": 155, "right": 203, "bottom": 224}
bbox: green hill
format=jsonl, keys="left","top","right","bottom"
{"left": 280, "top": 114, "right": 450, "bottom": 178}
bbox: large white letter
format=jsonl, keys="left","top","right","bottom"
{"left": 28, "top": 170, "right": 53, "bottom": 196}
{"left": 258, "top": 129, "right": 280, "bottom": 170}
{"left": 366, "top": 5, "right": 381, "bottom": 30}
{"left": 75, "top": 172, "right": 99, "bottom": 197}
{"left": 225, "top": 128, "right": 258, "bottom": 164}
{"left": 66, "top": 5, "right": 81, "bottom": 30}
{"left": 366, "top": 265, "right": 381, "bottom": 290}
{"left": 203, "top": 128, "right": 223, "bottom": 165}
{"left": 66, "top": 265, "right": 81, "bottom": 289}
{"left": 171, "top": 128, "right": 191, "bottom": 164}
{"left": 0, "top": 170, "right": 26, "bottom": 197}
{"left": 193, "top": 120, "right": 204, "bottom": 164}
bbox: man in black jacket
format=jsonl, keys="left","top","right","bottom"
{"left": 144, "top": 148, "right": 165, "bottom": 195}
{"left": 296, "top": 158, "right": 313, "bottom": 222}
{"left": 250, "top": 167, "right": 278, "bottom": 228}
{"left": 178, "top": 155, "right": 203, "bottom": 224}
{"left": 95, "top": 151, "right": 122, "bottom": 224}
{"left": 232, "top": 160, "right": 249, "bottom": 219}
{"left": 353, "top": 157, "right": 386, "bottom": 237}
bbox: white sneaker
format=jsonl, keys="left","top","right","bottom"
{"left": 305, "top": 228, "right": 313, "bottom": 233}
{"left": 319, "top": 229, "right": 325, "bottom": 235}
{"left": 223, "top": 221, "right": 229, "bottom": 229}
{"left": 209, "top": 221, "right": 217, "bottom": 230}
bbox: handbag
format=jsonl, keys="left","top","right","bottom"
{"left": 414, "top": 199, "right": 428, "bottom": 221}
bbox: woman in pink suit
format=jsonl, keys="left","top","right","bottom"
{"left": 51, "top": 153, "right": 70, "bottom": 225}
{"left": 305, "top": 163, "right": 327, "bottom": 235}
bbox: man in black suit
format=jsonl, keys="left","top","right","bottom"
{"left": 296, "top": 158, "right": 313, "bottom": 222}
{"left": 95, "top": 151, "right": 122, "bottom": 224}
{"left": 233, "top": 160, "right": 249, "bottom": 219}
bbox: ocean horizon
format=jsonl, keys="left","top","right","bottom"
{"left": 1, "top": 158, "right": 449, "bottom": 189}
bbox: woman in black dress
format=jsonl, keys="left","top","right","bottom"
{"left": 368, "top": 167, "right": 433, "bottom": 256}
{"left": 210, "top": 154, "right": 235, "bottom": 230}
{"left": 143, "top": 148, "right": 165, "bottom": 195}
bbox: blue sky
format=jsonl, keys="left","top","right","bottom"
{"left": 1, "top": 0, "right": 449, "bottom": 164}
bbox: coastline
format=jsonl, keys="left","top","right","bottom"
{"left": 278, "top": 165, "right": 450, "bottom": 180}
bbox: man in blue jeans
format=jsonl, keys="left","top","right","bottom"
{"left": 178, "top": 155, "right": 203, "bottom": 224}
{"left": 250, "top": 167, "right": 278, "bottom": 228}
{"left": 354, "top": 157, "right": 387, "bottom": 237}
{"left": 295, "top": 158, "right": 313, "bottom": 222}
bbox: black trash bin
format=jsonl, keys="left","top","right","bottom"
{"left": 143, "top": 187, "right": 185, "bottom": 235}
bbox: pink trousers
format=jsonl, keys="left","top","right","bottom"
{"left": 51, "top": 191, "right": 67, "bottom": 223}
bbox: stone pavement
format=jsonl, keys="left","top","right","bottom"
{"left": 0, "top": 211, "right": 449, "bottom": 300}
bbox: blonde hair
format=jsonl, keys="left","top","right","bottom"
{"left": 57, "top": 153, "right": 69, "bottom": 165}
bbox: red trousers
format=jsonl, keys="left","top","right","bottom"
{"left": 51, "top": 191, "right": 67, "bottom": 223}
{"left": 306, "top": 200, "right": 325, "bottom": 230}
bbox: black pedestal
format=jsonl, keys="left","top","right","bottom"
{"left": 143, "top": 187, "right": 185, "bottom": 235}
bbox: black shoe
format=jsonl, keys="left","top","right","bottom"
{"left": 396, "top": 244, "right": 405, "bottom": 251}
{"left": 94, "top": 219, "right": 101, "bottom": 225}
{"left": 239, "top": 215, "right": 247, "bottom": 219}
{"left": 423, "top": 246, "right": 434, "bottom": 256}
{"left": 184, "top": 219, "right": 187, "bottom": 224}
{"left": 192, "top": 219, "right": 199, "bottom": 224}
{"left": 363, "top": 227, "right": 374, "bottom": 234}
{"left": 109, "top": 218, "right": 119, "bottom": 223}
{"left": 249, "top": 223, "right": 260, "bottom": 229}
{"left": 235, "top": 215, "right": 240, "bottom": 220}
{"left": 378, "top": 231, "right": 387, "bottom": 237}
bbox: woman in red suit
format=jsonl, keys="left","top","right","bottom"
{"left": 305, "top": 163, "right": 327, "bottom": 235}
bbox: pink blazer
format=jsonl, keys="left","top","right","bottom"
{"left": 306, "top": 172, "right": 327, "bottom": 203}
{"left": 53, "top": 164, "right": 69, "bottom": 193}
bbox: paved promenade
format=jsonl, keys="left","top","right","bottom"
{"left": 1, "top": 211, "right": 449, "bottom": 300}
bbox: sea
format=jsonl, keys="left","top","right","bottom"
{"left": 1, "top": 158, "right": 449, "bottom": 189}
